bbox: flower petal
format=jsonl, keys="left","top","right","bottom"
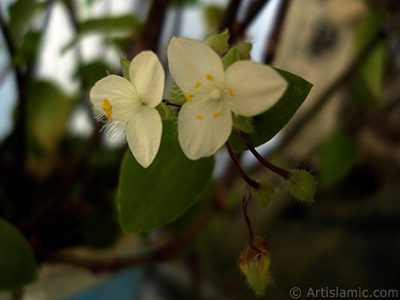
{"left": 129, "top": 51, "right": 165, "bottom": 108}
{"left": 126, "top": 106, "right": 162, "bottom": 168}
{"left": 167, "top": 37, "right": 225, "bottom": 94}
{"left": 178, "top": 99, "right": 232, "bottom": 160}
{"left": 225, "top": 61, "right": 288, "bottom": 117}
{"left": 90, "top": 75, "right": 140, "bottom": 121}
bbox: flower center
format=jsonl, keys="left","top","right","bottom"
{"left": 210, "top": 89, "right": 221, "bottom": 100}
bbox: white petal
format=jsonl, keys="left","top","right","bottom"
{"left": 90, "top": 75, "right": 140, "bottom": 121}
{"left": 167, "top": 37, "right": 225, "bottom": 94}
{"left": 126, "top": 105, "right": 162, "bottom": 168}
{"left": 129, "top": 51, "right": 165, "bottom": 107}
{"left": 178, "top": 99, "right": 232, "bottom": 160}
{"left": 225, "top": 61, "right": 288, "bottom": 117}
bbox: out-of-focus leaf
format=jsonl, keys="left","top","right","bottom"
{"left": 118, "top": 120, "right": 215, "bottom": 233}
{"left": 83, "top": 208, "right": 120, "bottom": 249}
{"left": 8, "top": 0, "right": 44, "bottom": 40}
{"left": 78, "top": 15, "right": 141, "bottom": 35}
{"left": 75, "top": 61, "right": 113, "bottom": 88}
{"left": 204, "top": 5, "right": 225, "bottom": 32}
{"left": 354, "top": 10, "right": 387, "bottom": 103}
{"left": 0, "top": 217, "right": 38, "bottom": 290}
{"left": 13, "top": 31, "right": 42, "bottom": 66}
{"left": 27, "top": 81, "right": 74, "bottom": 153}
{"left": 63, "top": 15, "right": 141, "bottom": 53}
{"left": 229, "top": 69, "right": 313, "bottom": 152}
{"left": 320, "top": 130, "right": 358, "bottom": 188}
{"left": 171, "top": 0, "right": 198, "bottom": 5}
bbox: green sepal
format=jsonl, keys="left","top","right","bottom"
{"left": 168, "top": 82, "right": 186, "bottom": 106}
{"left": 156, "top": 102, "right": 174, "bottom": 120}
{"left": 284, "top": 169, "right": 316, "bottom": 203}
{"left": 120, "top": 57, "right": 131, "bottom": 80}
{"left": 251, "top": 181, "right": 275, "bottom": 207}
{"left": 222, "top": 42, "right": 252, "bottom": 70}
{"left": 232, "top": 114, "right": 253, "bottom": 133}
{"left": 205, "top": 32, "right": 229, "bottom": 56}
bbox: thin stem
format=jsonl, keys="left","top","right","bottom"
{"left": 162, "top": 99, "right": 182, "bottom": 107}
{"left": 243, "top": 185, "right": 255, "bottom": 244}
{"left": 236, "top": 0, "right": 273, "bottom": 38}
{"left": 237, "top": 130, "right": 290, "bottom": 178}
{"left": 225, "top": 142, "right": 259, "bottom": 189}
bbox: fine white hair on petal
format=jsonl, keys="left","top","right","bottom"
{"left": 102, "top": 121, "right": 128, "bottom": 139}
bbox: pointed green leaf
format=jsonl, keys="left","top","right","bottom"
{"left": 78, "top": 15, "right": 141, "bottom": 35}
{"left": 229, "top": 68, "right": 313, "bottom": 152}
{"left": 0, "top": 218, "right": 38, "bottom": 290}
{"left": 118, "top": 120, "right": 215, "bottom": 232}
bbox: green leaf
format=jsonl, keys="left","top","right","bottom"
{"left": 229, "top": 68, "right": 313, "bottom": 152}
{"left": 320, "top": 130, "right": 358, "bottom": 188}
{"left": 13, "top": 31, "right": 42, "bottom": 66}
{"left": 205, "top": 32, "right": 229, "bottom": 56}
{"left": 118, "top": 120, "right": 215, "bottom": 232}
{"left": 120, "top": 57, "right": 131, "bottom": 81}
{"left": 0, "top": 218, "right": 38, "bottom": 290}
{"left": 27, "top": 81, "right": 74, "bottom": 153}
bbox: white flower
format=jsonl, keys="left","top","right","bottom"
{"left": 90, "top": 51, "right": 165, "bottom": 168}
{"left": 167, "top": 37, "right": 288, "bottom": 160}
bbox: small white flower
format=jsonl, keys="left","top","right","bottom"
{"left": 90, "top": 51, "right": 165, "bottom": 168}
{"left": 167, "top": 37, "right": 288, "bottom": 160}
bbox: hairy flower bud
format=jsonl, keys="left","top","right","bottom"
{"left": 239, "top": 237, "right": 272, "bottom": 295}
{"left": 284, "top": 169, "right": 316, "bottom": 203}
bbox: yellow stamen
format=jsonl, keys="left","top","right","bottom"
{"left": 228, "top": 88, "right": 235, "bottom": 98}
{"left": 205, "top": 74, "right": 214, "bottom": 81}
{"left": 102, "top": 99, "right": 113, "bottom": 121}
{"left": 213, "top": 110, "right": 222, "bottom": 118}
{"left": 194, "top": 81, "right": 201, "bottom": 88}
{"left": 185, "top": 94, "right": 193, "bottom": 102}
{"left": 196, "top": 114, "right": 203, "bottom": 120}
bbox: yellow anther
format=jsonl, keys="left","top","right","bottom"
{"left": 185, "top": 94, "right": 193, "bottom": 102}
{"left": 102, "top": 99, "right": 113, "bottom": 121}
{"left": 228, "top": 88, "right": 235, "bottom": 98}
{"left": 213, "top": 110, "right": 222, "bottom": 118}
{"left": 194, "top": 81, "right": 201, "bottom": 88}
{"left": 205, "top": 74, "right": 214, "bottom": 81}
{"left": 196, "top": 114, "right": 203, "bottom": 120}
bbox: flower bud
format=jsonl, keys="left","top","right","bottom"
{"left": 251, "top": 181, "right": 275, "bottom": 207}
{"left": 284, "top": 169, "right": 316, "bottom": 203}
{"left": 239, "top": 238, "right": 272, "bottom": 295}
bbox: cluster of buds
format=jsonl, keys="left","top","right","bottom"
{"left": 239, "top": 237, "right": 272, "bottom": 295}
